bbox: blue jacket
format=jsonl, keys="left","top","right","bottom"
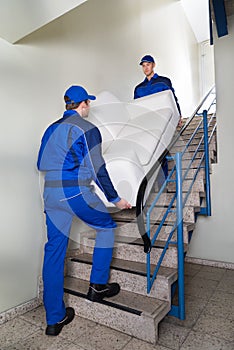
{"left": 134, "top": 73, "right": 181, "bottom": 115}
{"left": 37, "top": 110, "right": 120, "bottom": 203}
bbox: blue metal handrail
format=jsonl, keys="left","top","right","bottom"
{"left": 145, "top": 94, "right": 216, "bottom": 320}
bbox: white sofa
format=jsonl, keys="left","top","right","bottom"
{"left": 88, "top": 90, "right": 180, "bottom": 207}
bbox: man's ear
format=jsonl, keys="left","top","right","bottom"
{"left": 80, "top": 101, "right": 86, "bottom": 108}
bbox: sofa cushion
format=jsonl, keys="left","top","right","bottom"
{"left": 119, "top": 108, "right": 172, "bottom": 137}
{"left": 89, "top": 91, "right": 130, "bottom": 139}
{"left": 89, "top": 90, "right": 180, "bottom": 206}
{"left": 105, "top": 129, "right": 160, "bottom": 166}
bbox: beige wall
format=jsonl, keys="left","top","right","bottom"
{"left": 0, "top": 0, "right": 199, "bottom": 312}
{"left": 188, "top": 15, "right": 234, "bottom": 264}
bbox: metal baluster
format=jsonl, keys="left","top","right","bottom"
{"left": 203, "top": 110, "right": 212, "bottom": 216}
{"left": 176, "top": 152, "right": 185, "bottom": 320}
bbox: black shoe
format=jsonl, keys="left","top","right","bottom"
{"left": 45, "top": 307, "right": 75, "bottom": 336}
{"left": 87, "top": 283, "right": 120, "bottom": 302}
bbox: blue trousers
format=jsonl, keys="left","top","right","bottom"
{"left": 43, "top": 185, "right": 116, "bottom": 325}
{"left": 157, "top": 158, "right": 168, "bottom": 188}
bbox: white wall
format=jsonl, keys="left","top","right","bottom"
{"left": 199, "top": 40, "right": 215, "bottom": 98}
{"left": 188, "top": 15, "right": 234, "bottom": 264}
{"left": 0, "top": 0, "right": 200, "bottom": 312}
{"left": 0, "top": 0, "right": 87, "bottom": 43}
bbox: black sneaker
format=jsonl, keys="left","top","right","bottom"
{"left": 87, "top": 283, "right": 120, "bottom": 302}
{"left": 45, "top": 307, "right": 75, "bottom": 336}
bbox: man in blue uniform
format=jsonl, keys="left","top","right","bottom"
{"left": 134, "top": 55, "right": 182, "bottom": 186}
{"left": 134, "top": 55, "right": 182, "bottom": 123}
{"left": 37, "top": 85, "right": 131, "bottom": 336}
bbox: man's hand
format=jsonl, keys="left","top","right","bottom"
{"left": 114, "top": 198, "right": 132, "bottom": 210}
{"left": 177, "top": 117, "right": 183, "bottom": 128}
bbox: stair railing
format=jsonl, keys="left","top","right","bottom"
{"left": 136, "top": 87, "right": 216, "bottom": 320}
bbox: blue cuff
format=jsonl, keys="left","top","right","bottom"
{"left": 109, "top": 196, "right": 121, "bottom": 203}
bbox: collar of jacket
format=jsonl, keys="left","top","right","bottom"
{"left": 144, "top": 72, "right": 159, "bottom": 83}
{"left": 63, "top": 110, "right": 79, "bottom": 119}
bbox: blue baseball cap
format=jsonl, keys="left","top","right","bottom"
{"left": 64, "top": 85, "right": 96, "bottom": 104}
{"left": 139, "top": 55, "right": 155, "bottom": 65}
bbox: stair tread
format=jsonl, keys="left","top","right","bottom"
{"left": 70, "top": 252, "right": 177, "bottom": 279}
{"left": 83, "top": 234, "right": 189, "bottom": 253}
{"left": 64, "top": 276, "right": 169, "bottom": 317}
{"left": 147, "top": 191, "right": 201, "bottom": 206}
{"left": 111, "top": 211, "right": 195, "bottom": 230}
{"left": 110, "top": 208, "right": 197, "bottom": 225}
{"left": 80, "top": 221, "right": 194, "bottom": 239}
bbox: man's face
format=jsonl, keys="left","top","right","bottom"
{"left": 81, "top": 100, "right": 90, "bottom": 118}
{"left": 142, "top": 62, "right": 155, "bottom": 77}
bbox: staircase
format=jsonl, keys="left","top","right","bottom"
{"left": 64, "top": 100, "right": 217, "bottom": 344}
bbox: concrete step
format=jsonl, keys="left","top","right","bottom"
{"left": 172, "top": 137, "right": 216, "bottom": 148}
{"left": 146, "top": 206, "right": 196, "bottom": 224}
{"left": 168, "top": 158, "right": 204, "bottom": 170}
{"left": 64, "top": 276, "right": 170, "bottom": 344}
{"left": 114, "top": 221, "right": 191, "bottom": 244}
{"left": 66, "top": 253, "right": 177, "bottom": 301}
{"left": 182, "top": 125, "right": 216, "bottom": 136}
{"left": 116, "top": 221, "right": 192, "bottom": 244}
{"left": 169, "top": 136, "right": 216, "bottom": 153}
{"left": 146, "top": 191, "right": 201, "bottom": 207}
{"left": 81, "top": 234, "right": 186, "bottom": 268}
{"left": 166, "top": 178, "right": 204, "bottom": 194}
{"left": 169, "top": 144, "right": 204, "bottom": 153}
{"left": 184, "top": 117, "right": 216, "bottom": 128}
{"left": 110, "top": 209, "right": 194, "bottom": 239}
{"left": 111, "top": 206, "right": 195, "bottom": 225}
{"left": 169, "top": 168, "right": 205, "bottom": 180}
{"left": 169, "top": 149, "right": 215, "bottom": 162}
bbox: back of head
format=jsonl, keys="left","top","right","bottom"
{"left": 64, "top": 85, "right": 96, "bottom": 110}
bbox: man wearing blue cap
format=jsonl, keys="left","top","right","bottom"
{"left": 37, "top": 85, "right": 131, "bottom": 336}
{"left": 134, "top": 55, "right": 182, "bottom": 186}
{"left": 134, "top": 55, "right": 182, "bottom": 125}
{"left": 134, "top": 55, "right": 181, "bottom": 112}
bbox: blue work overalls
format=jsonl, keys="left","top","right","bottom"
{"left": 37, "top": 110, "right": 120, "bottom": 325}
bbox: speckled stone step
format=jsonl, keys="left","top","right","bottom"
{"left": 179, "top": 129, "right": 216, "bottom": 141}
{"left": 146, "top": 206, "right": 196, "bottom": 224}
{"left": 169, "top": 148, "right": 215, "bottom": 160}
{"left": 109, "top": 211, "right": 194, "bottom": 244}
{"left": 110, "top": 207, "right": 138, "bottom": 223}
{"left": 166, "top": 178, "right": 204, "bottom": 194}
{"left": 110, "top": 206, "right": 195, "bottom": 224}
{"left": 170, "top": 139, "right": 216, "bottom": 153}
{"left": 172, "top": 136, "right": 216, "bottom": 148}
{"left": 170, "top": 168, "right": 205, "bottom": 180}
{"left": 66, "top": 253, "right": 177, "bottom": 301}
{"left": 64, "top": 276, "right": 170, "bottom": 344}
{"left": 183, "top": 117, "right": 216, "bottom": 128}
{"left": 168, "top": 158, "right": 204, "bottom": 170}
{"left": 81, "top": 235, "right": 185, "bottom": 269}
{"left": 182, "top": 125, "right": 216, "bottom": 136}
{"left": 169, "top": 144, "right": 203, "bottom": 153}
{"left": 146, "top": 191, "right": 201, "bottom": 207}
{"left": 102, "top": 220, "right": 191, "bottom": 244}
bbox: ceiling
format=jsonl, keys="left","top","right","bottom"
{"left": 181, "top": 0, "right": 234, "bottom": 43}
{"left": 0, "top": 0, "right": 234, "bottom": 45}
{"left": 0, "top": 0, "right": 87, "bottom": 44}
{"left": 181, "top": 0, "right": 210, "bottom": 43}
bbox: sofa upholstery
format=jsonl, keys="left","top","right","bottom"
{"left": 88, "top": 90, "right": 180, "bottom": 207}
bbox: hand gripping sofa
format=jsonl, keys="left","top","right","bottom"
{"left": 88, "top": 89, "right": 180, "bottom": 207}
